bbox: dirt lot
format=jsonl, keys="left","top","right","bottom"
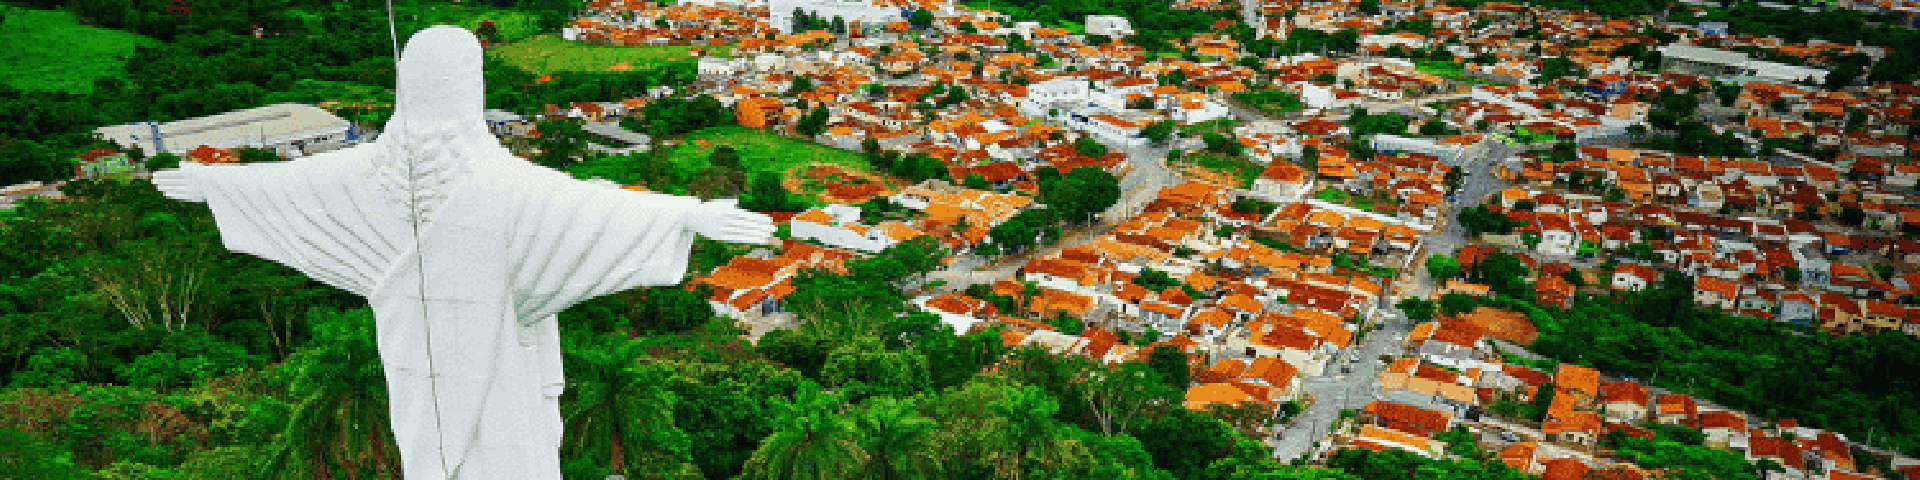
{"left": 781, "top": 162, "right": 907, "bottom": 204}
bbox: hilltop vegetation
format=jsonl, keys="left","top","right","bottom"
{"left": 0, "top": 4, "right": 165, "bottom": 96}
{"left": 0, "top": 0, "right": 691, "bottom": 188}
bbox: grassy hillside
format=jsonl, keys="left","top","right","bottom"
{"left": 0, "top": 5, "right": 165, "bottom": 95}
{"left": 486, "top": 33, "right": 732, "bottom": 75}
{"left": 665, "top": 125, "right": 878, "bottom": 179}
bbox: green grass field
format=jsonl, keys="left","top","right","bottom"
{"left": 444, "top": 5, "right": 545, "bottom": 42}
{"left": 261, "top": 78, "right": 395, "bottom": 107}
{"left": 486, "top": 33, "right": 731, "bottom": 75}
{"left": 1415, "top": 60, "right": 1511, "bottom": 86}
{"left": 665, "top": 125, "right": 876, "bottom": 177}
{"left": 0, "top": 6, "right": 164, "bottom": 95}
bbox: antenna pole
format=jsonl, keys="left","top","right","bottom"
{"left": 388, "top": 0, "right": 403, "bottom": 60}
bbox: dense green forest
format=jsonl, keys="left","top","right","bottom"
{"left": 0, "top": 0, "right": 686, "bottom": 188}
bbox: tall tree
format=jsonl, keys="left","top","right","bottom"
{"left": 259, "top": 306, "right": 402, "bottom": 480}
{"left": 1146, "top": 344, "right": 1191, "bottom": 391}
{"left": 1073, "top": 361, "right": 1178, "bottom": 436}
{"left": 1074, "top": 136, "right": 1108, "bottom": 158}
{"left": 709, "top": 145, "right": 742, "bottom": 170}
{"left": 847, "top": 395, "right": 944, "bottom": 479}
{"left": 558, "top": 335, "right": 699, "bottom": 477}
{"left": 908, "top": 9, "right": 933, "bottom": 30}
{"left": 737, "top": 387, "right": 868, "bottom": 479}
{"left": 822, "top": 335, "right": 933, "bottom": 403}
{"left": 982, "top": 385, "right": 1092, "bottom": 479}
{"left": 1426, "top": 254, "right": 1461, "bottom": 280}
{"left": 742, "top": 171, "right": 802, "bottom": 212}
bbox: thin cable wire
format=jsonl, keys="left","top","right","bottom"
{"left": 383, "top": 3, "right": 452, "bottom": 477}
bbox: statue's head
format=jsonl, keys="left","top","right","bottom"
{"left": 368, "top": 25, "right": 517, "bottom": 220}
{"left": 386, "top": 25, "right": 491, "bottom": 146}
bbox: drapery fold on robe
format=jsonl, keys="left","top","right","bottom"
{"left": 185, "top": 147, "right": 701, "bottom": 479}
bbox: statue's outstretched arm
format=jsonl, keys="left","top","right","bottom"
{"left": 152, "top": 161, "right": 210, "bottom": 203}
{"left": 683, "top": 198, "right": 779, "bottom": 245}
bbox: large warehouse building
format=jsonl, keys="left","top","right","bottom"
{"left": 93, "top": 103, "right": 360, "bottom": 160}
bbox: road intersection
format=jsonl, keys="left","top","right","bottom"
{"left": 903, "top": 124, "right": 1527, "bottom": 462}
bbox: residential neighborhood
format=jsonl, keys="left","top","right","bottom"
{"left": 11, "top": 0, "right": 1920, "bottom": 476}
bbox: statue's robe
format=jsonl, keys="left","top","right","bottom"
{"left": 187, "top": 147, "right": 701, "bottom": 479}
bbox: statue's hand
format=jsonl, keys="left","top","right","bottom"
{"left": 687, "top": 199, "right": 778, "bottom": 245}
{"left": 152, "top": 162, "right": 207, "bottom": 203}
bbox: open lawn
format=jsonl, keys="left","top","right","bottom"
{"left": 263, "top": 79, "right": 395, "bottom": 109}
{"left": 1415, "top": 60, "right": 1511, "bottom": 86}
{"left": 442, "top": 5, "right": 546, "bottom": 42}
{"left": 486, "top": 33, "right": 731, "bottom": 75}
{"left": 1232, "top": 89, "right": 1307, "bottom": 116}
{"left": 0, "top": 6, "right": 164, "bottom": 95}
{"left": 1174, "top": 151, "right": 1261, "bottom": 189}
{"left": 1414, "top": 60, "right": 1465, "bottom": 77}
{"left": 666, "top": 125, "right": 879, "bottom": 179}
{"left": 1179, "top": 117, "right": 1243, "bottom": 136}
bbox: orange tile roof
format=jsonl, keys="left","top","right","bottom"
{"left": 1554, "top": 363, "right": 1601, "bottom": 399}
{"left": 1184, "top": 383, "right": 1258, "bottom": 410}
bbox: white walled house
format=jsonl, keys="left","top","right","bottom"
{"left": 1023, "top": 77, "right": 1093, "bottom": 107}
{"left": 1014, "top": 21, "right": 1044, "bottom": 41}
{"left": 1169, "top": 98, "right": 1232, "bottom": 124}
{"left": 790, "top": 205, "right": 900, "bottom": 252}
{"left": 1085, "top": 15, "right": 1135, "bottom": 37}
{"left": 1301, "top": 82, "right": 1362, "bottom": 110}
{"left": 1067, "top": 112, "right": 1149, "bottom": 147}
{"left": 698, "top": 57, "right": 741, "bottom": 81}
{"left": 1359, "top": 33, "right": 1431, "bottom": 50}
{"left": 1612, "top": 264, "right": 1659, "bottom": 291}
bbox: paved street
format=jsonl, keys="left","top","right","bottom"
{"left": 579, "top": 120, "right": 652, "bottom": 156}
{"left": 1260, "top": 127, "right": 1538, "bottom": 462}
{"left": 1266, "top": 311, "right": 1418, "bottom": 462}
{"left": 1401, "top": 140, "right": 1516, "bottom": 296}
{"left": 913, "top": 139, "right": 1179, "bottom": 297}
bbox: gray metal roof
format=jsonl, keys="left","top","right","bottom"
{"left": 94, "top": 103, "right": 350, "bottom": 157}
{"left": 484, "top": 108, "right": 526, "bottom": 122}
{"left": 1659, "top": 45, "right": 1751, "bottom": 66}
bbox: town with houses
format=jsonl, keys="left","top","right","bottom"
{"left": 10, "top": 0, "right": 1920, "bottom": 476}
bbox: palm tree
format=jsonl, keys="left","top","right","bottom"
{"left": 260, "top": 306, "right": 403, "bottom": 480}
{"left": 981, "top": 386, "right": 1092, "bottom": 479}
{"left": 738, "top": 387, "right": 870, "bottom": 479}
{"left": 560, "top": 333, "right": 699, "bottom": 477}
{"left": 848, "top": 395, "right": 944, "bottom": 478}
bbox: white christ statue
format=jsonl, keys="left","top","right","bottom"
{"left": 151, "top": 25, "right": 776, "bottom": 480}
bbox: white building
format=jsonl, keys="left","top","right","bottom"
{"left": 1658, "top": 44, "right": 1830, "bottom": 85}
{"left": 767, "top": 0, "right": 910, "bottom": 33}
{"left": 1023, "top": 77, "right": 1093, "bottom": 107}
{"left": 1301, "top": 82, "right": 1362, "bottom": 110}
{"left": 1359, "top": 33, "right": 1431, "bottom": 50}
{"left": 484, "top": 109, "right": 532, "bottom": 137}
{"left": 788, "top": 205, "right": 921, "bottom": 253}
{"left": 93, "top": 103, "right": 355, "bottom": 160}
{"left": 1168, "top": 97, "right": 1232, "bottom": 124}
{"left": 1369, "top": 134, "right": 1490, "bottom": 167}
{"left": 1085, "top": 15, "right": 1135, "bottom": 37}
{"left": 1014, "top": 21, "right": 1044, "bottom": 41}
